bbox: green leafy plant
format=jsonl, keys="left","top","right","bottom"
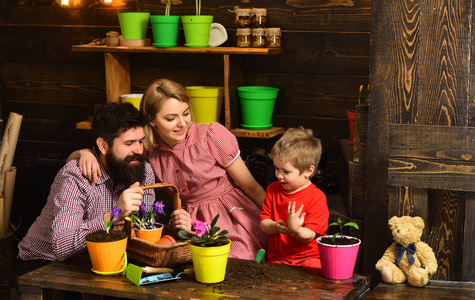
{"left": 329, "top": 217, "right": 359, "bottom": 242}
{"left": 177, "top": 214, "right": 229, "bottom": 246}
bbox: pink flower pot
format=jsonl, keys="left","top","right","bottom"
{"left": 317, "top": 235, "right": 361, "bottom": 280}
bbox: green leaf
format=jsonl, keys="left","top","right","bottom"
{"left": 328, "top": 222, "right": 339, "bottom": 227}
{"left": 177, "top": 230, "right": 191, "bottom": 240}
{"left": 218, "top": 230, "right": 229, "bottom": 236}
{"left": 191, "top": 236, "right": 204, "bottom": 244}
{"left": 331, "top": 232, "right": 341, "bottom": 242}
{"left": 210, "top": 214, "right": 220, "bottom": 228}
{"left": 343, "top": 222, "right": 360, "bottom": 230}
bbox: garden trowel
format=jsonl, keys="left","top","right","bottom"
{"left": 125, "top": 263, "right": 174, "bottom": 286}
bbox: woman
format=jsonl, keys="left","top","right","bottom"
{"left": 73, "top": 79, "right": 268, "bottom": 260}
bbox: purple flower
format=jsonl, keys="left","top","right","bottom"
{"left": 138, "top": 202, "right": 147, "bottom": 220}
{"left": 111, "top": 206, "right": 121, "bottom": 227}
{"left": 152, "top": 201, "right": 165, "bottom": 222}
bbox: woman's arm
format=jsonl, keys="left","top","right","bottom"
{"left": 67, "top": 149, "right": 101, "bottom": 183}
{"left": 226, "top": 156, "right": 266, "bottom": 209}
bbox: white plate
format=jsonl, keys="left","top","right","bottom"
{"left": 209, "top": 23, "right": 228, "bottom": 47}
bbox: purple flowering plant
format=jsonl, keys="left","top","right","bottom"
{"left": 126, "top": 201, "right": 166, "bottom": 230}
{"left": 104, "top": 206, "right": 122, "bottom": 234}
{"left": 177, "top": 214, "right": 229, "bottom": 246}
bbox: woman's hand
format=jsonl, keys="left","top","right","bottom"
{"left": 169, "top": 209, "right": 192, "bottom": 231}
{"left": 77, "top": 149, "right": 101, "bottom": 183}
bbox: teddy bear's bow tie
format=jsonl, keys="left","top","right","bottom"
{"left": 395, "top": 243, "right": 416, "bottom": 266}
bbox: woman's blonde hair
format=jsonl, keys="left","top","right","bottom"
{"left": 141, "top": 78, "right": 191, "bottom": 149}
{"left": 269, "top": 127, "right": 322, "bottom": 177}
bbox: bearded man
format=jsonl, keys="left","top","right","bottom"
{"left": 15, "top": 102, "right": 155, "bottom": 276}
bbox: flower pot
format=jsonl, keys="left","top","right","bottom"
{"left": 185, "top": 86, "right": 224, "bottom": 124}
{"left": 121, "top": 94, "right": 143, "bottom": 110}
{"left": 347, "top": 109, "right": 355, "bottom": 144}
{"left": 317, "top": 235, "right": 361, "bottom": 280}
{"left": 85, "top": 231, "right": 128, "bottom": 275}
{"left": 237, "top": 86, "right": 279, "bottom": 130}
{"left": 181, "top": 15, "right": 213, "bottom": 47}
{"left": 135, "top": 223, "right": 163, "bottom": 244}
{"left": 189, "top": 240, "right": 231, "bottom": 283}
{"left": 118, "top": 12, "right": 150, "bottom": 40}
{"left": 150, "top": 15, "right": 181, "bottom": 47}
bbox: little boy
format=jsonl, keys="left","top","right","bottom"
{"left": 260, "top": 127, "right": 329, "bottom": 268}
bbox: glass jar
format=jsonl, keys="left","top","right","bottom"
{"left": 252, "top": 28, "right": 266, "bottom": 48}
{"left": 235, "top": 8, "right": 251, "bottom": 28}
{"left": 251, "top": 8, "right": 267, "bottom": 28}
{"left": 265, "top": 27, "right": 281, "bottom": 48}
{"left": 106, "top": 31, "right": 119, "bottom": 46}
{"left": 236, "top": 28, "right": 251, "bottom": 48}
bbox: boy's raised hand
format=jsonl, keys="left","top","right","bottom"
{"left": 287, "top": 201, "right": 305, "bottom": 235}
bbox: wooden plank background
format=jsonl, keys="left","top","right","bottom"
{"left": 0, "top": 0, "right": 371, "bottom": 240}
{"left": 368, "top": 0, "right": 474, "bottom": 284}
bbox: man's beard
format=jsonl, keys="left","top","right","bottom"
{"left": 106, "top": 151, "right": 146, "bottom": 187}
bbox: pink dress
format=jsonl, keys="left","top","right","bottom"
{"left": 146, "top": 122, "right": 268, "bottom": 260}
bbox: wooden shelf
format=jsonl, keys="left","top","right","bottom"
{"left": 72, "top": 45, "right": 283, "bottom": 138}
{"left": 72, "top": 45, "right": 283, "bottom": 55}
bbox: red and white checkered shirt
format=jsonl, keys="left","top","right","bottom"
{"left": 18, "top": 157, "right": 155, "bottom": 261}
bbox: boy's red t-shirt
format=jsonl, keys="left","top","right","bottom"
{"left": 260, "top": 181, "right": 329, "bottom": 268}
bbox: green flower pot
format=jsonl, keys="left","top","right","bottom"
{"left": 181, "top": 15, "right": 213, "bottom": 47}
{"left": 150, "top": 15, "right": 181, "bottom": 47}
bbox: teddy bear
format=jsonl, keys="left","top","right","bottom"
{"left": 375, "top": 216, "right": 438, "bottom": 287}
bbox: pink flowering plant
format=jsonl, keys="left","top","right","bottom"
{"left": 126, "top": 201, "right": 165, "bottom": 229}
{"left": 178, "top": 214, "right": 229, "bottom": 246}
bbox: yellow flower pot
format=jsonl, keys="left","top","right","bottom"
{"left": 189, "top": 240, "right": 231, "bottom": 283}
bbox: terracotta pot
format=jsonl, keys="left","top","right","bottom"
{"left": 135, "top": 223, "right": 163, "bottom": 244}
{"left": 347, "top": 109, "right": 355, "bottom": 144}
{"left": 155, "top": 234, "right": 176, "bottom": 245}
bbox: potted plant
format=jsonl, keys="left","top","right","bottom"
{"left": 347, "top": 84, "right": 369, "bottom": 144}
{"left": 178, "top": 214, "right": 231, "bottom": 283}
{"left": 126, "top": 201, "right": 166, "bottom": 244}
{"left": 151, "top": 0, "right": 182, "bottom": 47}
{"left": 181, "top": 0, "right": 213, "bottom": 47}
{"left": 316, "top": 217, "right": 361, "bottom": 280}
{"left": 85, "top": 207, "right": 128, "bottom": 275}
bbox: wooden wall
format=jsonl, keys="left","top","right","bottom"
{"left": 368, "top": 0, "right": 475, "bottom": 284}
{"left": 0, "top": 0, "right": 371, "bottom": 241}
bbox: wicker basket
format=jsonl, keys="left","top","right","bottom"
{"left": 0, "top": 231, "right": 13, "bottom": 300}
{"left": 126, "top": 183, "right": 192, "bottom": 267}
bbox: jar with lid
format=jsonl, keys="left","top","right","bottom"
{"left": 106, "top": 31, "right": 119, "bottom": 46}
{"left": 235, "top": 8, "right": 251, "bottom": 28}
{"left": 252, "top": 28, "right": 266, "bottom": 48}
{"left": 265, "top": 27, "right": 281, "bottom": 48}
{"left": 236, "top": 28, "right": 251, "bottom": 48}
{"left": 251, "top": 8, "right": 267, "bottom": 28}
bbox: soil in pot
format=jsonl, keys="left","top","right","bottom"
{"left": 319, "top": 236, "right": 360, "bottom": 246}
{"left": 86, "top": 230, "right": 127, "bottom": 242}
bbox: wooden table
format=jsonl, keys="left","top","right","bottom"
{"left": 18, "top": 254, "right": 370, "bottom": 300}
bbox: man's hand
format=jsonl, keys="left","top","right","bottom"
{"left": 116, "top": 182, "right": 144, "bottom": 219}
{"left": 169, "top": 209, "right": 192, "bottom": 231}
{"left": 287, "top": 201, "right": 305, "bottom": 235}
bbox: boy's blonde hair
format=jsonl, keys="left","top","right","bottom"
{"left": 269, "top": 127, "right": 322, "bottom": 177}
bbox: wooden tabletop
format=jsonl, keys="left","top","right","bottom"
{"left": 18, "top": 254, "right": 370, "bottom": 300}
